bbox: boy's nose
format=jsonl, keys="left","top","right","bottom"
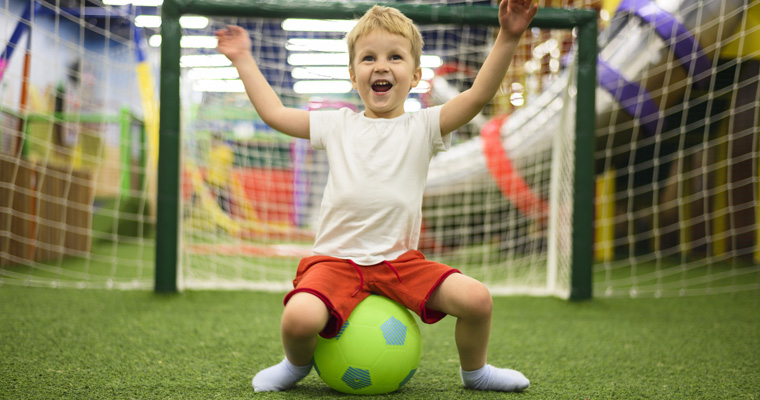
{"left": 374, "top": 61, "right": 389, "bottom": 72}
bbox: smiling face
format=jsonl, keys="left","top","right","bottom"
{"left": 349, "top": 29, "right": 422, "bottom": 119}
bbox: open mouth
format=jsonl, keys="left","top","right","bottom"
{"left": 372, "top": 80, "right": 393, "bottom": 93}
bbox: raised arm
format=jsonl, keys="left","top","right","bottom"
{"left": 439, "top": 0, "right": 537, "bottom": 135}
{"left": 216, "top": 26, "right": 310, "bottom": 139}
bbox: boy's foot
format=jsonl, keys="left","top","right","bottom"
{"left": 252, "top": 358, "right": 312, "bottom": 392}
{"left": 460, "top": 364, "right": 530, "bottom": 392}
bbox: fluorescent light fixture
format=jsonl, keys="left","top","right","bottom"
{"left": 510, "top": 92, "right": 525, "bottom": 106}
{"left": 193, "top": 79, "right": 245, "bottom": 92}
{"left": 148, "top": 35, "right": 218, "bottom": 48}
{"left": 148, "top": 35, "right": 161, "bottom": 47}
{"left": 135, "top": 15, "right": 209, "bottom": 29}
{"left": 103, "top": 0, "right": 162, "bottom": 5}
{"left": 421, "top": 68, "right": 435, "bottom": 80}
{"left": 180, "top": 16, "right": 210, "bottom": 29}
{"left": 421, "top": 55, "right": 442, "bottom": 68}
{"left": 404, "top": 98, "right": 422, "bottom": 113}
{"left": 600, "top": 9, "right": 610, "bottom": 22}
{"left": 187, "top": 67, "right": 239, "bottom": 80}
{"left": 180, "top": 54, "right": 231, "bottom": 67}
{"left": 293, "top": 80, "right": 353, "bottom": 94}
{"left": 292, "top": 67, "right": 350, "bottom": 80}
{"left": 135, "top": 15, "right": 161, "bottom": 28}
{"left": 288, "top": 53, "right": 348, "bottom": 66}
{"left": 286, "top": 38, "right": 347, "bottom": 53}
{"left": 282, "top": 19, "right": 357, "bottom": 32}
{"left": 549, "top": 59, "right": 560, "bottom": 73}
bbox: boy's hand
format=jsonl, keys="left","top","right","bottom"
{"left": 216, "top": 25, "right": 253, "bottom": 63}
{"left": 499, "top": 0, "right": 538, "bottom": 39}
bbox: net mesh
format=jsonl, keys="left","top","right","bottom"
{"left": 1, "top": 0, "right": 758, "bottom": 298}
{"left": 593, "top": 0, "right": 760, "bottom": 297}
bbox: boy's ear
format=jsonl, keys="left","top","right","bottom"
{"left": 349, "top": 67, "right": 358, "bottom": 90}
{"left": 410, "top": 66, "right": 422, "bottom": 90}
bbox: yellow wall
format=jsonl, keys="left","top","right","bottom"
{"left": 720, "top": 3, "right": 760, "bottom": 59}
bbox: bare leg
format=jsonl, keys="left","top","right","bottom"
{"left": 427, "top": 274, "right": 529, "bottom": 391}
{"left": 252, "top": 292, "right": 330, "bottom": 391}
{"left": 281, "top": 292, "right": 330, "bottom": 365}
{"left": 427, "top": 274, "right": 492, "bottom": 370}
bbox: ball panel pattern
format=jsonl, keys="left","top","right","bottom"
{"left": 380, "top": 316, "right": 407, "bottom": 345}
{"left": 341, "top": 367, "right": 372, "bottom": 390}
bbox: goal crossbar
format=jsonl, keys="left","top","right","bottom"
{"left": 156, "top": 0, "right": 597, "bottom": 299}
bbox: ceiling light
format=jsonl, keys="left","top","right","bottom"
{"left": 149, "top": 35, "right": 218, "bottom": 48}
{"left": 180, "top": 16, "right": 209, "bottom": 29}
{"left": 103, "top": 0, "right": 162, "bottom": 4}
{"left": 421, "top": 55, "right": 442, "bottom": 68}
{"left": 180, "top": 54, "right": 231, "bottom": 67}
{"left": 135, "top": 15, "right": 161, "bottom": 28}
{"left": 187, "top": 67, "right": 239, "bottom": 80}
{"left": 291, "top": 67, "right": 350, "bottom": 80}
{"left": 286, "top": 38, "right": 347, "bottom": 53}
{"left": 193, "top": 79, "right": 245, "bottom": 92}
{"left": 287, "top": 53, "right": 349, "bottom": 66}
{"left": 134, "top": 15, "right": 209, "bottom": 29}
{"left": 282, "top": 19, "right": 357, "bottom": 32}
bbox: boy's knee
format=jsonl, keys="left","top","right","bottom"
{"left": 281, "top": 293, "right": 329, "bottom": 339}
{"left": 281, "top": 307, "right": 325, "bottom": 339}
{"left": 467, "top": 282, "right": 493, "bottom": 317}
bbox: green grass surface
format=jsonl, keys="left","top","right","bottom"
{"left": 1, "top": 286, "right": 758, "bottom": 399}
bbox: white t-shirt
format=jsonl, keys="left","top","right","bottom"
{"left": 310, "top": 106, "right": 450, "bottom": 265}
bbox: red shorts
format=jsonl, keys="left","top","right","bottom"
{"left": 284, "top": 250, "right": 460, "bottom": 338}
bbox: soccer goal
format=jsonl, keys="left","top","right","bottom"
{"left": 155, "top": 0, "right": 597, "bottom": 299}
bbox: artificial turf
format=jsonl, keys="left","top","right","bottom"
{"left": 0, "top": 285, "right": 758, "bottom": 399}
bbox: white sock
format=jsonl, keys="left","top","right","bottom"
{"left": 252, "top": 358, "right": 312, "bottom": 392}
{"left": 460, "top": 364, "right": 530, "bottom": 392}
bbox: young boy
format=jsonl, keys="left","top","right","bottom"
{"left": 216, "top": 0, "right": 538, "bottom": 392}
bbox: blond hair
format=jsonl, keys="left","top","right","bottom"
{"left": 345, "top": 5, "right": 424, "bottom": 70}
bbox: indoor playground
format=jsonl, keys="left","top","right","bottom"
{"left": 1, "top": 0, "right": 758, "bottom": 398}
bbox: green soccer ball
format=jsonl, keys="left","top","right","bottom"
{"left": 313, "top": 295, "right": 422, "bottom": 395}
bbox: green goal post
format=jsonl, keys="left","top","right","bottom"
{"left": 155, "top": 0, "right": 597, "bottom": 300}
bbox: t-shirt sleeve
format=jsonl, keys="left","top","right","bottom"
{"left": 426, "top": 105, "right": 451, "bottom": 153}
{"left": 310, "top": 108, "right": 346, "bottom": 151}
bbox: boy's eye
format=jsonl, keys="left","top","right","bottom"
{"left": 391, "top": 54, "right": 402, "bottom": 60}
{"left": 362, "top": 55, "right": 374, "bottom": 62}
